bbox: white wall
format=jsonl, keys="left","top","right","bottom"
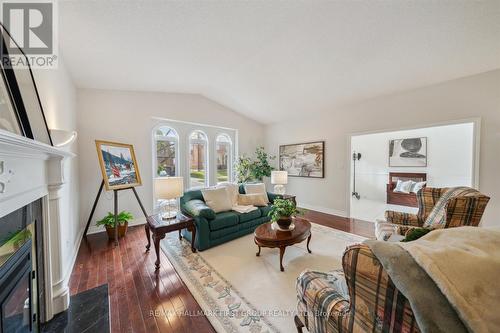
{"left": 32, "top": 58, "right": 81, "bottom": 291}
{"left": 77, "top": 89, "right": 265, "bottom": 233}
{"left": 265, "top": 70, "right": 500, "bottom": 227}
{"left": 350, "top": 122, "right": 475, "bottom": 221}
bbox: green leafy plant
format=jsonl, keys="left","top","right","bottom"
{"left": 268, "top": 198, "right": 302, "bottom": 223}
{"left": 234, "top": 147, "right": 276, "bottom": 182}
{"left": 401, "top": 227, "right": 432, "bottom": 242}
{"left": 96, "top": 211, "right": 133, "bottom": 228}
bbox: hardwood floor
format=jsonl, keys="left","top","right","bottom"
{"left": 69, "top": 212, "right": 374, "bottom": 333}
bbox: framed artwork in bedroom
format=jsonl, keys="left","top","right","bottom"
{"left": 389, "top": 137, "right": 427, "bottom": 167}
{"left": 95, "top": 140, "right": 143, "bottom": 190}
{"left": 279, "top": 141, "right": 324, "bottom": 178}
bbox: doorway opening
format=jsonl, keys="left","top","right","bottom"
{"left": 349, "top": 120, "right": 478, "bottom": 222}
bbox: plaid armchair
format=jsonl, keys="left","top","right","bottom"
{"left": 376, "top": 187, "right": 489, "bottom": 240}
{"left": 295, "top": 244, "right": 420, "bottom": 333}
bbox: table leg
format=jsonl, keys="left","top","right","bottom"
{"left": 307, "top": 234, "right": 312, "bottom": 253}
{"left": 256, "top": 246, "right": 261, "bottom": 257}
{"left": 179, "top": 229, "right": 182, "bottom": 240}
{"left": 145, "top": 224, "right": 151, "bottom": 251}
{"left": 279, "top": 246, "right": 286, "bottom": 272}
{"left": 153, "top": 233, "right": 164, "bottom": 270}
{"left": 189, "top": 225, "right": 197, "bottom": 253}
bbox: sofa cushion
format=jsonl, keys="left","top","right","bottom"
{"left": 209, "top": 211, "right": 239, "bottom": 231}
{"left": 244, "top": 183, "right": 269, "bottom": 203}
{"left": 217, "top": 182, "right": 239, "bottom": 206}
{"left": 237, "top": 193, "right": 268, "bottom": 207}
{"left": 202, "top": 187, "right": 233, "bottom": 213}
{"left": 259, "top": 205, "right": 272, "bottom": 218}
{"left": 235, "top": 208, "right": 261, "bottom": 223}
{"left": 183, "top": 199, "right": 216, "bottom": 220}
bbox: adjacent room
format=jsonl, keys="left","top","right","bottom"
{"left": 0, "top": 1, "right": 499, "bottom": 333}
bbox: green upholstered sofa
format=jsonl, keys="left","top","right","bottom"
{"left": 180, "top": 185, "right": 280, "bottom": 251}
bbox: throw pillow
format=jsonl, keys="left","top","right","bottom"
{"left": 217, "top": 182, "right": 239, "bottom": 206}
{"left": 237, "top": 193, "right": 268, "bottom": 207}
{"left": 394, "top": 180, "right": 414, "bottom": 194}
{"left": 244, "top": 183, "right": 269, "bottom": 203}
{"left": 201, "top": 187, "right": 232, "bottom": 213}
{"left": 411, "top": 181, "right": 426, "bottom": 194}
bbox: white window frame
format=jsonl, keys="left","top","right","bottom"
{"left": 215, "top": 133, "right": 233, "bottom": 184}
{"left": 153, "top": 126, "right": 179, "bottom": 178}
{"left": 188, "top": 130, "right": 209, "bottom": 189}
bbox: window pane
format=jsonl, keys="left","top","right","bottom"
{"left": 216, "top": 142, "right": 229, "bottom": 183}
{"left": 190, "top": 143, "right": 206, "bottom": 187}
{"left": 156, "top": 140, "right": 176, "bottom": 176}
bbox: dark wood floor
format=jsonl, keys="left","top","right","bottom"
{"left": 69, "top": 212, "right": 374, "bottom": 333}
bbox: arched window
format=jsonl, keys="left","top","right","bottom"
{"left": 216, "top": 134, "right": 232, "bottom": 183}
{"left": 154, "top": 126, "right": 178, "bottom": 177}
{"left": 189, "top": 130, "right": 208, "bottom": 188}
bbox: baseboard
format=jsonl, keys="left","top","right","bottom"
{"left": 298, "top": 203, "right": 348, "bottom": 218}
{"left": 86, "top": 216, "right": 147, "bottom": 235}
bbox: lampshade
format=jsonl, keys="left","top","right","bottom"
{"left": 271, "top": 171, "right": 288, "bottom": 185}
{"left": 154, "top": 177, "right": 184, "bottom": 200}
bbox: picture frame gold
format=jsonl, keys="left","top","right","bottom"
{"left": 95, "top": 140, "right": 142, "bottom": 190}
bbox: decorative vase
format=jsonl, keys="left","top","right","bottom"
{"left": 105, "top": 221, "right": 129, "bottom": 240}
{"left": 276, "top": 216, "right": 293, "bottom": 230}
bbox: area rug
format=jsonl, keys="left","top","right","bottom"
{"left": 160, "top": 223, "right": 366, "bottom": 333}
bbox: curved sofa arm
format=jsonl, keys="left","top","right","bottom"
{"left": 182, "top": 199, "right": 216, "bottom": 220}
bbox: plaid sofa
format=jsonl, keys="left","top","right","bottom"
{"left": 378, "top": 187, "right": 490, "bottom": 239}
{"left": 295, "top": 244, "right": 421, "bottom": 333}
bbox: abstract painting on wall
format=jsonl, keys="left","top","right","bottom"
{"left": 95, "top": 140, "right": 142, "bottom": 190}
{"left": 389, "top": 137, "right": 427, "bottom": 167}
{"left": 279, "top": 141, "right": 324, "bottom": 178}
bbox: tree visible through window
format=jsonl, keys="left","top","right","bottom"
{"left": 216, "top": 134, "right": 232, "bottom": 183}
{"left": 189, "top": 130, "right": 208, "bottom": 188}
{"left": 155, "top": 127, "right": 178, "bottom": 177}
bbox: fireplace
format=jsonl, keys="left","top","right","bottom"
{"left": 0, "top": 199, "right": 44, "bottom": 332}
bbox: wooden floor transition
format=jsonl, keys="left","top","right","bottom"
{"left": 69, "top": 211, "right": 374, "bottom": 333}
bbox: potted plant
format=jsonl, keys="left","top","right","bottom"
{"left": 96, "top": 211, "right": 133, "bottom": 240}
{"left": 235, "top": 146, "right": 276, "bottom": 183}
{"left": 268, "top": 198, "right": 302, "bottom": 230}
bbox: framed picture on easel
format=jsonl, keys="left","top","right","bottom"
{"left": 95, "top": 140, "right": 142, "bottom": 190}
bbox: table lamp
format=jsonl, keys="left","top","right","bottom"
{"left": 271, "top": 171, "right": 288, "bottom": 195}
{"left": 154, "top": 177, "right": 184, "bottom": 219}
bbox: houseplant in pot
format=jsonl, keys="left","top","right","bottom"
{"left": 268, "top": 198, "right": 302, "bottom": 230}
{"left": 96, "top": 211, "right": 133, "bottom": 240}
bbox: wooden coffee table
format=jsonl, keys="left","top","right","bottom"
{"left": 254, "top": 218, "right": 312, "bottom": 272}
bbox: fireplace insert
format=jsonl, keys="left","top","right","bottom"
{"left": 0, "top": 200, "right": 43, "bottom": 333}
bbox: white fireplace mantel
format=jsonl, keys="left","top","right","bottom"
{"left": 0, "top": 129, "right": 75, "bottom": 320}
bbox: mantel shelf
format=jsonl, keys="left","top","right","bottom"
{"left": 0, "top": 129, "right": 74, "bottom": 159}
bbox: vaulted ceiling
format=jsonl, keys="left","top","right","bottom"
{"left": 59, "top": 1, "right": 500, "bottom": 124}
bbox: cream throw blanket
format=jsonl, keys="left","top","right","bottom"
{"left": 400, "top": 226, "right": 500, "bottom": 333}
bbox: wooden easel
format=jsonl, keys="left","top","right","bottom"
{"left": 83, "top": 180, "right": 150, "bottom": 247}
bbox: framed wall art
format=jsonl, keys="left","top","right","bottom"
{"left": 279, "top": 141, "right": 324, "bottom": 178}
{"left": 95, "top": 140, "right": 142, "bottom": 190}
{"left": 389, "top": 137, "right": 427, "bottom": 167}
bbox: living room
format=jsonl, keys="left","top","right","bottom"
{"left": 0, "top": 1, "right": 499, "bottom": 333}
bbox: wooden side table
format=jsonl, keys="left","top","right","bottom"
{"left": 146, "top": 213, "right": 196, "bottom": 270}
